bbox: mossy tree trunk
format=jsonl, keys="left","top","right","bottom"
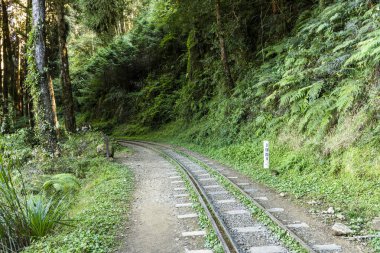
{"left": 25, "top": 0, "right": 35, "bottom": 128}
{"left": 56, "top": 0, "right": 76, "bottom": 133}
{"left": 215, "top": 0, "right": 234, "bottom": 91}
{"left": 32, "top": 0, "right": 58, "bottom": 153}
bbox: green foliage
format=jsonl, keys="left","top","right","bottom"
{"left": 26, "top": 196, "right": 68, "bottom": 238}
{"left": 0, "top": 128, "right": 35, "bottom": 162}
{"left": 79, "top": 0, "right": 126, "bottom": 36}
{"left": 0, "top": 159, "right": 67, "bottom": 252}
{"left": 42, "top": 174, "right": 80, "bottom": 196}
{"left": 372, "top": 237, "right": 380, "bottom": 253}
{"left": 72, "top": 30, "right": 165, "bottom": 123}
{"left": 23, "top": 158, "right": 134, "bottom": 253}
{"left": 137, "top": 74, "right": 179, "bottom": 127}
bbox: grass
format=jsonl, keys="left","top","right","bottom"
{"left": 186, "top": 143, "right": 380, "bottom": 223}
{"left": 22, "top": 156, "right": 134, "bottom": 253}
{"left": 373, "top": 237, "right": 380, "bottom": 252}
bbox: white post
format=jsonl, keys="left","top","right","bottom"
{"left": 263, "top": 141, "right": 269, "bottom": 169}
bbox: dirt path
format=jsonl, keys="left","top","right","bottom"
{"left": 116, "top": 144, "right": 204, "bottom": 253}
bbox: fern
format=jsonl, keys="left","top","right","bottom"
{"left": 316, "top": 22, "right": 329, "bottom": 33}
{"left": 43, "top": 174, "right": 80, "bottom": 195}
{"left": 332, "top": 38, "right": 357, "bottom": 53}
{"left": 263, "top": 90, "right": 278, "bottom": 107}
{"left": 308, "top": 81, "right": 325, "bottom": 101}
{"left": 333, "top": 80, "right": 362, "bottom": 112}
{"left": 298, "top": 96, "right": 334, "bottom": 134}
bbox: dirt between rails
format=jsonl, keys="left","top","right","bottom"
{"left": 166, "top": 143, "right": 373, "bottom": 253}
{"left": 115, "top": 145, "right": 182, "bottom": 252}
{"left": 115, "top": 144, "right": 204, "bottom": 253}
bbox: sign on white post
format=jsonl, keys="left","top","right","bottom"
{"left": 263, "top": 141, "right": 269, "bottom": 169}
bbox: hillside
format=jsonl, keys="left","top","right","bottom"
{"left": 1, "top": 0, "right": 380, "bottom": 252}
{"left": 77, "top": 0, "right": 380, "bottom": 249}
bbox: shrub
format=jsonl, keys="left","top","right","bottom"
{"left": 26, "top": 196, "right": 68, "bottom": 238}
{"left": 0, "top": 158, "right": 67, "bottom": 252}
{"left": 42, "top": 174, "right": 81, "bottom": 196}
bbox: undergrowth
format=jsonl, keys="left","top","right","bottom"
{"left": 0, "top": 130, "right": 134, "bottom": 252}
{"left": 23, "top": 157, "right": 133, "bottom": 253}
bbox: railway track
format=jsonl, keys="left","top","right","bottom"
{"left": 121, "top": 140, "right": 345, "bottom": 253}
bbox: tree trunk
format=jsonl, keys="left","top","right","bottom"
{"left": 272, "top": 0, "right": 278, "bottom": 14}
{"left": 32, "top": 0, "right": 58, "bottom": 153}
{"left": 15, "top": 35, "right": 23, "bottom": 117}
{"left": 57, "top": 0, "right": 76, "bottom": 133}
{"left": 48, "top": 74, "right": 59, "bottom": 129}
{"left": 215, "top": 0, "right": 234, "bottom": 91}
{"left": 25, "top": 0, "right": 35, "bottom": 128}
{"left": 1, "top": 0, "right": 13, "bottom": 133}
{"left": 0, "top": 33, "right": 2, "bottom": 109}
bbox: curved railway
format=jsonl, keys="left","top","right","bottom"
{"left": 121, "top": 140, "right": 346, "bottom": 253}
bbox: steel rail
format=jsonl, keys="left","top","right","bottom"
{"left": 131, "top": 140, "right": 318, "bottom": 253}
{"left": 122, "top": 140, "right": 240, "bottom": 253}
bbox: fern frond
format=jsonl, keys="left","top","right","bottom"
{"left": 308, "top": 81, "right": 325, "bottom": 101}
{"left": 332, "top": 80, "right": 362, "bottom": 112}
{"left": 43, "top": 174, "right": 80, "bottom": 195}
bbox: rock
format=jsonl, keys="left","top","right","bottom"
{"left": 307, "top": 200, "right": 319, "bottom": 205}
{"left": 322, "top": 208, "right": 333, "bottom": 214}
{"left": 371, "top": 217, "right": 380, "bottom": 231}
{"left": 97, "top": 144, "right": 105, "bottom": 153}
{"left": 96, "top": 143, "right": 115, "bottom": 158}
{"left": 336, "top": 214, "right": 346, "bottom": 220}
{"left": 332, "top": 223, "right": 353, "bottom": 236}
{"left": 280, "top": 192, "right": 286, "bottom": 197}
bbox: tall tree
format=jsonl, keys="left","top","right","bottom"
{"left": 25, "top": 0, "right": 35, "bottom": 128}
{"left": 215, "top": 0, "right": 234, "bottom": 91}
{"left": 56, "top": 0, "right": 76, "bottom": 132}
{"left": 1, "top": 0, "right": 13, "bottom": 133}
{"left": 31, "top": 0, "right": 58, "bottom": 152}
{"left": 0, "top": 26, "right": 2, "bottom": 113}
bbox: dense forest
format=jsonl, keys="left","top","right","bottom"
{"left": 1, "top": 0, "right": 380, "bottom": 252}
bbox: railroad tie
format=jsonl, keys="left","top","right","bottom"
{"left": 249, "top": 245, "right": 287, "bottom": 253}
{"left": 182, "top": 231, "right": 206, "bottom": 237}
